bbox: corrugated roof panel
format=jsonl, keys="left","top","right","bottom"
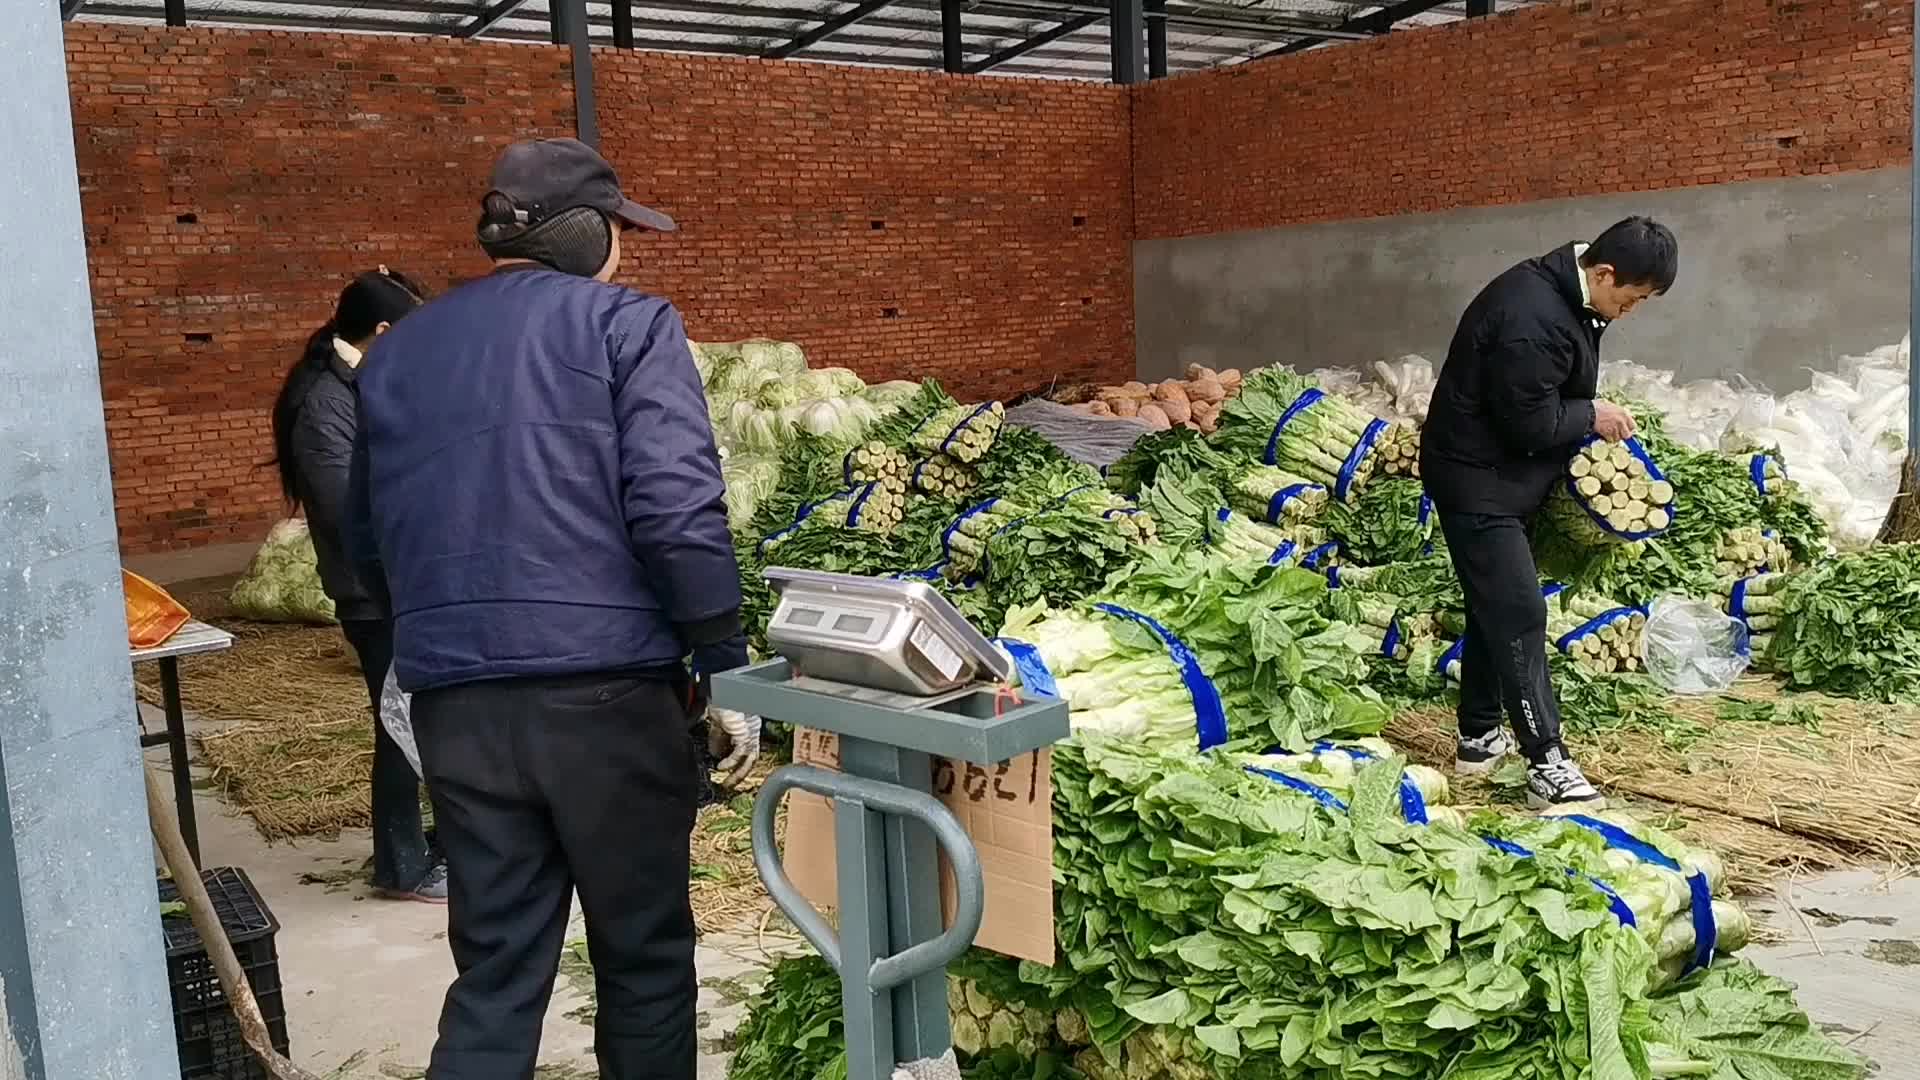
{"left": 69, "top": 0, "right": 1549, "bottom": 79}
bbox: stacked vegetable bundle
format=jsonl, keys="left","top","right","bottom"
{"left": 728, "top": 737, "right": 1857, "bottom": 1080}
{"left": 1001, "top": 549, "right": 1389, "bottom": 752}
{"left": 1213, "top": 368, "right": 1404, "bottom": 501}
{"left": 1544, "top": 435, "right": 1676, "bottom": 546}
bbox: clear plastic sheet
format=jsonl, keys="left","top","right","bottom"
{"left": 1640, "top": 596, "right": 1752, "bottom": 695}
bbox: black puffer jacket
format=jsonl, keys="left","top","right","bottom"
{"left": 289, "top": 352, "right": 385, "bottom": 623}
{"left": 1421, "top": 244, "right": 1605, "bottom": 517}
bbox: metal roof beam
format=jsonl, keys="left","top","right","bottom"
{"left": 456, "top": 0, "right": 533, "bottom": 37}
{"left": 1252, "top": 0, "right": 1452, "bottom": 56}
{"left": 965, "top": 12, "right": 1101, "bottom": 73}
{"left": 766, "top": 0, "right": 897, "bottom": 57}
{"left": 977, "top": 0, "right": 1367, "bottom": 39}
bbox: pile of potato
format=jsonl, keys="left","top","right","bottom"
{"left": 1067, "top": 365, "right": 1245, "bottom": 433}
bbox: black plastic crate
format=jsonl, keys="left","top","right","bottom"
{"left": 157, "top": 867, "right": 290, "bottom": 1079}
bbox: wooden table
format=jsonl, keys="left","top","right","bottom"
{"left": 132, "top": 620, "right": 233, "bottom": 867}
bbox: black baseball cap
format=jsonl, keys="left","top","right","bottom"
{"left": 485, "top": 137, "right": 677, "bottom": 233}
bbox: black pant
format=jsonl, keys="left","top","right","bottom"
{"left": 411, "top": 674, "right": 698, "bottom": 1080}
{"left": 1436, "top": 512, "right": 1567, "bottom": 764}
{"left": 339, "top": 619, "right": 434, "bottom": 891}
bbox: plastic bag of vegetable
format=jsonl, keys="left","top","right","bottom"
{"left": 1640, "top": 594, "right": 1750, "bottom": 694}
{"left": 228, "top": 518, "right": 337, "bottom": 625}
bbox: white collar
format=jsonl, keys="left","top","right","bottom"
{"left": 332, "top": 337, "right": 364, "bottom": 368}
{"left": 1572, "top": 242, "right": 1594, "bottom": 311}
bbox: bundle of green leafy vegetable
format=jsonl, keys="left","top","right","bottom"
{"left": 1212, "top": 368, "right": 1396, "bottom": 496}
{"left": 1000, "top": 548, "right": 1387, "bottom": 750}
{"left": 1768, "top": 543, "right": 1920, "bottom": 700}
{"left": 1023, "top": 737, "right": 1859, "bottom": 1080}
{"left": 729, "top": 735, "right": 1858, "bottom": 1080}
{"left": 1320, "top": 475, "right": 1436, "bottom": 566}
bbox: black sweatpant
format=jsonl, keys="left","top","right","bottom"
{"left": 1436, "top": 512, "right": 1567, "bottom": 764}
{"left": 339, "top": 619, "right": 434, "bottom": 892}
{"left": 411, "top": 674, "right": 698, "bottom": 1080}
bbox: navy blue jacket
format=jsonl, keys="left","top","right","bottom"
{"left": 346, "top": 265, "right": 741, "bottom": 693}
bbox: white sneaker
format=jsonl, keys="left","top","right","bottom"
{"left": 1455, "top": 727, "right": 1516, "bottom": 776}
{"left": 1527, "top": 758, "right": 1606, "bottom": 810}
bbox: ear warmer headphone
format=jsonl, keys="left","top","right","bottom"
{"left": 476, "top": 195, "right": 612, "bottom": 278}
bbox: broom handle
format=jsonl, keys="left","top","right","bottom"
{"left": 145, "top": 764, "right": 322, "bottom": 1080}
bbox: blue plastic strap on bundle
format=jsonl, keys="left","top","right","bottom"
{"left": 1335, "top": 419, "right": 1390, "bottom": 502}
{"left": 1554, "top": 607, "right": 1634, "bottom": 653}
{"left": 1326, "top": 566, "right": 1343, "bottom": 588}
{"left": 894, "top": 565, "right": 946, "bottom": 583}
{"left": 1268, "top": 540, "right": 1298, "bottom": 566}
{"left": 909, "top": 457, "right": 933, "bottom": 489}
{"left": 757, "top": 497, "right": 828, "bottom": 556}
{"left": 1302, "top": 541, "right": 1341, "bottom": 571}
{"left": 1418, "top": 493, "right": 1436, "bottom": 556}
{"left": 1561, "top": 814, "right": 1716, "bottom": 974}
{"left": 1264, "top": 483, "right": 1320, "bottom": 525}
{"left": 1437, "top": 636, "right": 1467, "bottom": 677}
{"left": 1479, "top": 835, "right": 1639, "bottom": 928}
{"left": 1094, "top": 602, "right": 1230, "bottom": 752}
{"left": 1244, "top": 766, "right": 1348, "bottom": 813}
{"left": 1542, "top": 582, "right": 1568, "bottom": 600}
{"left": 1311, "top": 741, "right": 1429, "bottom": 825}
{"left": 844, "top": 483, "right": 878, "bottom": 527}
{"left": 1750, "top": 453, "right": 1771, "bottom": 495}
{"left": 1264, "top": 389, "right": 1325, "bottom": 466}
{"left": 939, "top": 402, "right": 996, "bottom": 455}
{"left": 941, "top": 498, "right": 1002, "bottom": 561}
{"left": 1379, "top": 620, "right": 1403, "bottom": 660}
{"left": 996, "top": 638, "right": 1060, "bottom": 699}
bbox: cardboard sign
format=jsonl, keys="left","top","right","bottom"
{"left": 785, "top": 728, "right": 1055, "bottom": 965}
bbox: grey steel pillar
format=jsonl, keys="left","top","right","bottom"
{"left": 1145, "top": 0, "right": 1167, "bottom": 79}
{"left": 1110, "top": 0, "right": 1145, "bottom": 84}
{"left": 556, "top": 0, "right": 600, "bottom": 149}
{"left": 941, "top": 0, "right": 965, "bottom": 73}
{"left": 1911, "top": 0, "right": 1919, "bottom": 451}
{"left": 0, "top": 5, "right": 181, "bottom": 1078}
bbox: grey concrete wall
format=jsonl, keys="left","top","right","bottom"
{"left": 1134, "top": 167, "right": 1910, "bottom": 394}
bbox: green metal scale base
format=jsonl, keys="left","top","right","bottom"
{"left": 714, "top": 659, "right": 1067, "bottom": 1080}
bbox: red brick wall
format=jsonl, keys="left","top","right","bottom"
{"left": 1132, "top": 0, "right": 1915, "bottom": 240}
{"left": 65, "top": 26, "right": 1133, "bottom": 554}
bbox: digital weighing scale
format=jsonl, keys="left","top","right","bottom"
{"left": 713, "top": 569, "right": 1069, "bottom": 1080}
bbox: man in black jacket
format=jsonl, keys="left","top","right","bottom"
{"left": 1421, "top": 217, "right": 1678, "bottom": 810}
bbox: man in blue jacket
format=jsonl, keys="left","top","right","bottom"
{"left": 1421, "top": 216, "right": 1677, "bottom": 811}
{"left": 348, "top": 137, "right": 753, "bottom": 1080}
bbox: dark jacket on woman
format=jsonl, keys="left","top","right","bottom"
{"left": 1420, "top": 243, "right": 1605, "bottom": 518}
{"left": 289, "top": 350, "right": 386, "bottom": 624}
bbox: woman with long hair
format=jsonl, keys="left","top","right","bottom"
{"left": 271, "top": 267, "right": 444, "bottom": 902}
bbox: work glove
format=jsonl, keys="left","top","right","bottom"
{"left": 707, "top": 707, "right": 762, "bottom": 788}
{"left": 690, "top": 636, "right": 757, "bottom": 786}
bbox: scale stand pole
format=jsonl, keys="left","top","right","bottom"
{"left": 752, "top": 764, "right": 985, "bottom": 1080}
{"left": 839, "top": 738, "right": 952, "bottom": 1066}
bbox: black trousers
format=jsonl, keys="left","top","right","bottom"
{"left": 1436, "top": 512, "right": 1567, "bottom": 764}
{"left": 339, "top": 619, "right": 434, "bottom": 891}
{"left": 411, "top": 674, "right": 698, "bottom": 1080}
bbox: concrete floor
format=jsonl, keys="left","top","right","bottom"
{"left": 147, "top": 701, "right": 1919, "bottom": 1078}
{"left": 143, "top": 707, "right": 806, "bottom": 1080}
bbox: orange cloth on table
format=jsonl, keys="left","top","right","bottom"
{"left": 124, "top": 569, "right": 191, "bottom": 649}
